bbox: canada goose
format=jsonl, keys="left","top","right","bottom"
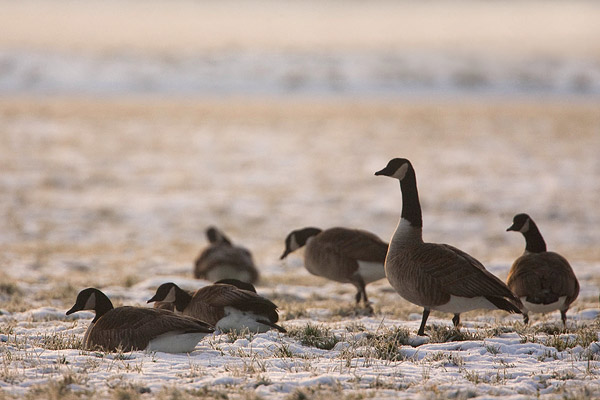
{"left": 194, "top": 226, "right": 259, "bottom": 284}
{"left": 66, "top": 288, "right": 214, "bottom": 353}
{"left": 152, "top": 279, "right": 257, "bottom": 312}
{"left": 375, "top": 158, "right": 523, "bottom": 336}
{"left": 280, "top": 227, "right": 388, "bottom": 307}
{"left": 506, "top": 213, "right": 579, "bottom": 326}
{"left": 147, "top": 282, "right": 286, "bottom": 333}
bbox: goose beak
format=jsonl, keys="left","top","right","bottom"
{"left": 65, "top": 305, "right": 78, "bottom": 315}
{"left": 280, "top": 250, "right": 290, "bottom": 260}
{"left": 374, "top": 166, "right": 391, "bottom": 176}
{"left": 506, "top": 223, "right": 518, "bottom": 232}
{"left": 146, "top": 296, "right": 157, "bottom": 304}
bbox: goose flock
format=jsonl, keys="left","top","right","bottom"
{"left": 66, "top": 157, "right": 579, "bottom": 353}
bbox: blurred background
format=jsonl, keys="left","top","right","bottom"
{"left": 1, "top": 0, "right": 599, "bottom": 289}
{"left": 1, "top": 0, "right": 600, "bottom": 98}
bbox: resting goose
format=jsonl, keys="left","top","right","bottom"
{"left": 375, "top": 158, "right": 523, "bottom": 335}
{"left": 280, "top": 227, "right": 388, "bottom": 307}
{"left": 66, "top": 288, "right": 214, "bottom": 353}
{"left": 151, "top": 279, "right": 256, "bottom": 312}
{"left": 194, "top": 226, "right": 259, "bottom": 284}
{"left": 506, "top": 213, "right": 579, "bottom": 326}
{"left": 147, "top": 282, "right": 286, "bottom": 333}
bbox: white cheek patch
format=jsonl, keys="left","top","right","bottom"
{"left": 289, "top": 234, "right": 300, "bottom": 252}
{"left": 520, "top": 219, "right": 530, "bottom": 233}
{"left": 394, "top": 163, "right": 409, "bottom": 180}
{"left": 163, "top": 287, "right": 177, "bottom": 303}
{"left": 83, "top": 292, "right": 96, "bottom": 310}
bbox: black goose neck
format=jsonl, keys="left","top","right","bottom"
{"left": 523, "top": 221, "right": 547, "bottom": 253}
{"left": 92, "top": 292, "right": 114, "bottom": 323}
{"left": 399, "top": 168, "right": 423, "bottom": 228}
{"left": 175, "top": 286, "right": 193, "bottom": 311}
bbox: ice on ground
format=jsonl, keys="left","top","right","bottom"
{"left": 1, "top": 75, "right": 599, "bottom": 400}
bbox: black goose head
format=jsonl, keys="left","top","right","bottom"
{"left": 374, "top": 158, "right": 413, "bottom": 180}
{"left": 280, "top": 227, "right": 323, "bottom": 259}
{"left": 147, "top": 282, "right": 191, "bottom": 312}
{"left": 507, "top": 213, "right": 532, "bottom": 233}
{"left": 66, "top": 288, "right": 114, "bottom": 322}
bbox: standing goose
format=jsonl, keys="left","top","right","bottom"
{"left": 375, "top": 158, "right": 523, "bottom": 336}
{"left": 280, "top": 227, "right": 388, "bottom": 307}
{"left": 66, "top": 288, "right": 214, "bottom": 353}
{"left": 147, "top": 282, "right": 286, "bottom": 333}
{"left": 194, "top": 226, "right": 259, "bottom": 284}
{"left": 506, "top": 213, "right": 579, "bottom": 326}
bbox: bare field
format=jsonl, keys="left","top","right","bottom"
{"left": 1, "top": 97, "right": 599, "bottom": 399}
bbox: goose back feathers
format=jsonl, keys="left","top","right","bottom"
{"left": 66, "top": 288, "right": 214, "bottom": 353}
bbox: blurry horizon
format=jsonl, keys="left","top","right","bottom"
{"left": 1, "top": 0, "right": 599, "bottom": 98}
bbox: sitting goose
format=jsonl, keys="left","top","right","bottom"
{"left": 147, "top": 282, "right": 286, "bottom": 333}
{"left": 506, "top": 213, "right": 579, "bottom": 326}
{"left": 375, "top": 158, "right": 523, "bottom": 336}
{"left": 66, "top": 288, "right": 214, "bottom": 353}
{"left": 280, "top": 227, "right": 388, "bottom": 307}
{"left": 194, "top": 226, "right": 259, "bottom": 284}
{"left": 152, "top": 279, "right": 257, "bottom": 312}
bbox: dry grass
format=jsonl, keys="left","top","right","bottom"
{"left": 1, "top": 97, "right": 599, "bottom": 399}
{"left": 1, "top": 98, "right": 598, "bottom": 293}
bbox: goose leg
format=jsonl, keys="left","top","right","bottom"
{"left": 351, "top": 275, "right": 371, "bottom": 310}
{"left": 452, "top": 313, "right": 461, "bottom": 330}
{"left": 417, "top": 308, "right": 430, "bottom": 336}
{"left": 523, "top": 313, "right": 530, "bottom": 325}
{"left": 360, "top": 285, "right": 369, "bottom": 305}
{"left": 354, "top": 289, "right": 362, "bottom": 304}
{"left": 360, "top": 286, "right": 373, "bottom": 313}
{"left": 560, "top": 310, "right": 567, "bottom": 328}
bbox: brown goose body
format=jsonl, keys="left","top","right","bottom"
{"left": 376, "top": 158, "right": 523, "bottom": 336}
{"left": 506, "top": 213, "right": 579, "bottom": 325}
{"left": 84, "top": 307, "right": 213, "bottom": 352}
{"left": 387, "top": 237, "right": 522, "bottom": 313}
{"left": 67, "top": 288, "right": 214, "bottom": 353}
{"left": 194, "top": 227, "right": 259, "bottom": 284}
{"left": 281, "top": 227, "right": 388, "bottom": 306}
{"left": 148, "top": 282, "right": 285, "bottom": 333}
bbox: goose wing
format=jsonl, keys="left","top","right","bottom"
{"left": 416, "top": 243, "right": 521, "bottom": 303}
{"left": 508, "top": 252, "right": 579, "bottom": 306}
{"left": 87, "top": 306, "right": 214, "bottom": 351}
{"left": 320, "top": 228, "right": 388, "bottom": 263}
{"left": 195, "top": 284, "right": 280, "bottom": 323}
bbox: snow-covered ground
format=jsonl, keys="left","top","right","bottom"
{"left": 1, "top": 1, "right": 599, "bottom": 398}
{"left": 1, "top": 98, "right": 598, "bottom": 399}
